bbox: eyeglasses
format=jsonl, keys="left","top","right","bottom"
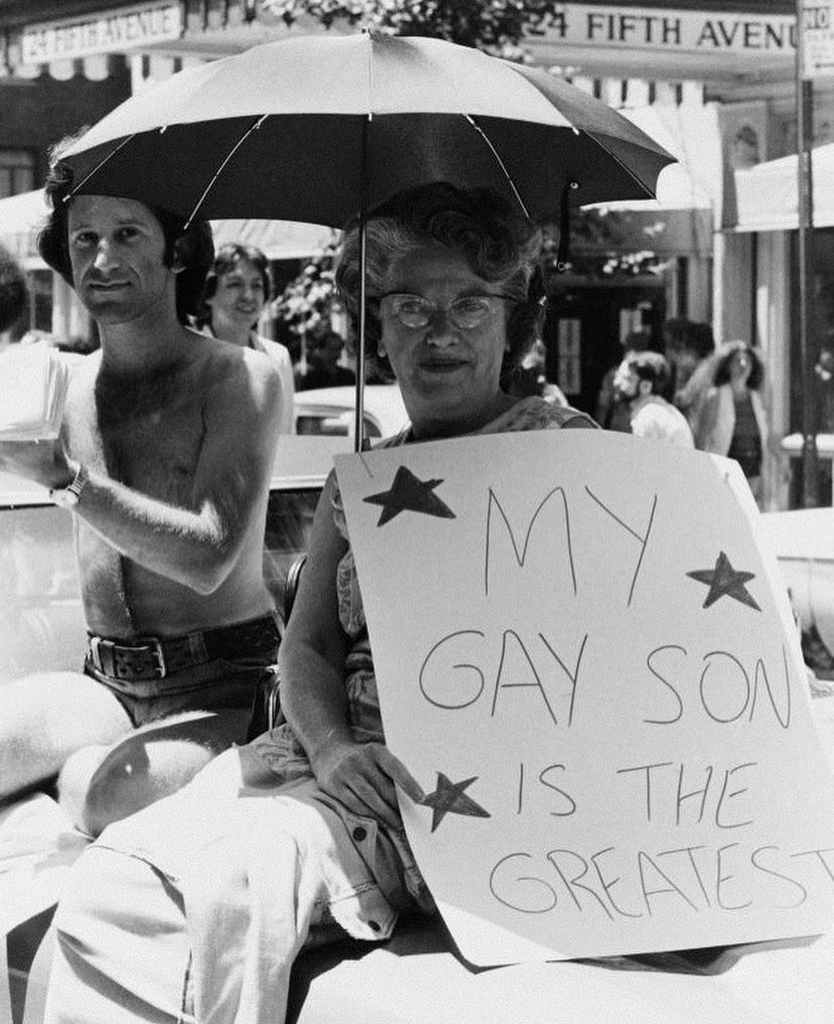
{"left": 377, "top": 292, "right": 512, "bottom": 331}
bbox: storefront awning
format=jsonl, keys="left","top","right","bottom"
{"left": 733, "top": 143, "right": 834, "bottom": 232}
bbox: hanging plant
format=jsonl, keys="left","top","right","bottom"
{"left": 271, "top": 240, "right": 340, "bottom": 336}
{"left": 542, "top": 208, "right": 665, "bottom": 278}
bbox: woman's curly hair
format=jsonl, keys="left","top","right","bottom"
{"left": 712, "top": 340, "right": 764, "bottom": 391}
{"left": 335, "top": 183, "right": 544, "bottom": 385}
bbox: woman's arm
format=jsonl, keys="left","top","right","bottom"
{"left": 279, "top": 472, "right": 424, "bottom": 829}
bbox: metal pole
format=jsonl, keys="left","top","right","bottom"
{"left": 796, "top": 0, "right": 820, "bottom": 507}
{"left": 353, "top": 114, "right": 369, "bottom": 454}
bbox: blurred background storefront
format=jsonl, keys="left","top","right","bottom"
{"left": 1, "top": 1, "right": 831, "bottom": 508}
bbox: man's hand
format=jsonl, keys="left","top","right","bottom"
{"left": 311, "top": 738, "right": 425, "bottom": 832}
{"left": 0, "top": 438, "right": 72, "bottom": 490}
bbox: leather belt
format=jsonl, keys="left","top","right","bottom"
{"left": 86, "top": 614, "right": 279, "bottom": 681}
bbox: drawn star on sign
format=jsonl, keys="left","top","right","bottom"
{"left": 420, "top": 772, "right": 491, "bottom": 833}
{"left": 363, "top": 465, "right": 456, "bottom": 526}
{"left": 686, "top": 550, "right": 761, "bottom": 611}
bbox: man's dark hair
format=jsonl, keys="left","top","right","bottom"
{"left": 0, "top": 244, "right": 28, "bottom": 332}
{"left": 626, "top": 350, "right": 672, "bottom": 396}
{"left": 662, "top": 317, "right": 714, "bottom": 360}
{"left": 37, "top": 141, "right": 214, "bottom": 325}
{"left": 689, "top": 321, "right": 716, "bottom": 359}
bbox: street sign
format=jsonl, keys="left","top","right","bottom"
{"left": 802, "top": 1, "right": 834, "bottom": 79}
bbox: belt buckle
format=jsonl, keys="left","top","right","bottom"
{"left": 88, "top": 635, "right": 115, "bottom": 675}
{"left": 147, "top": 639, "right": 167, "bottom": 679}
{"left": 89, "top": 636, "right": 167, "bottom": 679}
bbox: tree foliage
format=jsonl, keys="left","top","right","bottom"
{"left": 270, "top": 240, "right": 340, "bottom": 337}
{"left": 261, "top": 0, "right": 561, "bottom": 54}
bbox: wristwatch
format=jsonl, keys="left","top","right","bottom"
{"left": 50, "top": 463, "right": 88, "bottom": 508}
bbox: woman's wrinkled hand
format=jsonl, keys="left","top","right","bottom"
{"left": 311, "top": 738, "right": 425, "bottom": 831}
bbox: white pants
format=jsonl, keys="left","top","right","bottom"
{"left": 44, "top": 750, "right": 401, "bottom": 1024}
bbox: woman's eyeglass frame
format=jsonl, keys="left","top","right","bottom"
{"left": 375, "top": 292, "right": 514, "bottom": 331}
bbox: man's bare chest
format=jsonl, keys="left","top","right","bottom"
{"left": 67, "top": 371, "right": 208, "bottom": 501}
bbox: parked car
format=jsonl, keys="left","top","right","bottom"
{"left": 294, "top": 384, "right": 409, "bottom": 440}
{"left": 758, "top": 506, "right": 834, "bottom": 696}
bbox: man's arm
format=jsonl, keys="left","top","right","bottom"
{"left": 278, "top": 472, "right": 424, "bottom": 830}
{"left": 0, "top": 351, "right": 282, "bottom": 594}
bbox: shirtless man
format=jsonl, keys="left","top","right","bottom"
{"left": 0, "top": 165, "right": 283, "bottom": 835}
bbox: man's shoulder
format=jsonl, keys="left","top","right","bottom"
{"left": 251, "top": 335, "right": 292, "bottom": 371}
{"left": 195, "top": 331, "right": 279, "bottom": 379}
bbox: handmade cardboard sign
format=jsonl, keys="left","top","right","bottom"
{"left": 335, "top": 430, "right": 834, "bottom": 965}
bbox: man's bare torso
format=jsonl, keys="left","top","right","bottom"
{"left": 64, "top": 341, "right": 275, "bottom": 638}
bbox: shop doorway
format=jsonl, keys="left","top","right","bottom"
{"left": 542, "top": 277, "right": 667, "bottom": 417}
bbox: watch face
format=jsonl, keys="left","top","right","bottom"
{"left": 53, "top": 487, "right": 79, "bottom": 508}
{"left": 52, "top": 467, "right": 86, "bottom": 508}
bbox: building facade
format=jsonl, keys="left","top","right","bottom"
{"left": 0, "top": 1, "right": 826, "bottom": 507}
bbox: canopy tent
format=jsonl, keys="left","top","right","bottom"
{"left": 733, "top": 143, "right": 834, "bottom": 232}
{"left": 0, "top": 189, "right": 50, "bottom": 268}
{"left": 209, "top": 218, "right": 337, "bottom": 259}
{"left": 0, "top": 189, "right": 336, "bottom": 266}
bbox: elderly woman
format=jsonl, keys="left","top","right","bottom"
{"left": 697, "top": 339, "right": 768, "bottom": 502}
{"left": 44, "top": 183, "right": 594, "bottom": 1024}
{"left": 198, "top": 242, "right": 295, "bottom": 434}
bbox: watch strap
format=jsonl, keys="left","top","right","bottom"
{"left": 50, "top": 463, "right": 88, "bottom": 508}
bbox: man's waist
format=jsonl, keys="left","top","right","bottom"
{"left": 86, "top": 613, "right": 279, "bottom": 681}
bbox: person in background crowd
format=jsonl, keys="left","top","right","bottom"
{"left": 198, "top": 243, "right": 295, "bottom": 435}
{"left": 0, "top": 243, "right": 28, "bottom": 333}
{"left": 0, "top": 152, "right": 283, "bottom": 837}
{"left": 596, "top": 327, "right": 658, "bottom": 432}
{"left": 698, "top": 340, "right": 768, "bottom": 502}
{"left": 295, "top": 329, "right": 356, "bottom": 391}
{"left": 507, "top": 336, "right": 567, "bottom": 406}
{"left": 664, "top": 318, "right": 716, "bottom": 437}
{"left": 613, "top": 349, "right": 694, "bottom": 448}
{"left": 44, "top": 181, "right": 596, "bottom": 1024}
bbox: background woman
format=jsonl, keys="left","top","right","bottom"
{"left": 45, "top": 183, "right": 594, "bottom": 1024}
{"left": 199, "top": 242, "right": 296, "bottom": 434}
{"left": 698, "top": 339, "right": 768, "bottom": 502}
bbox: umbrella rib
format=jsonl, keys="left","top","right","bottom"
{"left": 66, "top": 134, "right": 138, "bottom": 201}
{"left": 463, "top": 115, "right": 530, "bottom": 219}
{"left": 184, "top": 115, "right": 269, "bottom": 228}
{"left": 583, "top": 133, "right": 656, "bottom": 198}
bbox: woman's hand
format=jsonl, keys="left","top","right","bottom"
{"left": 311, "top": 738, "right": 425, "bottom": 832}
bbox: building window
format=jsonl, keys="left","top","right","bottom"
{"left": 0, "top": 151, "right": 35, "bottom": 199}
